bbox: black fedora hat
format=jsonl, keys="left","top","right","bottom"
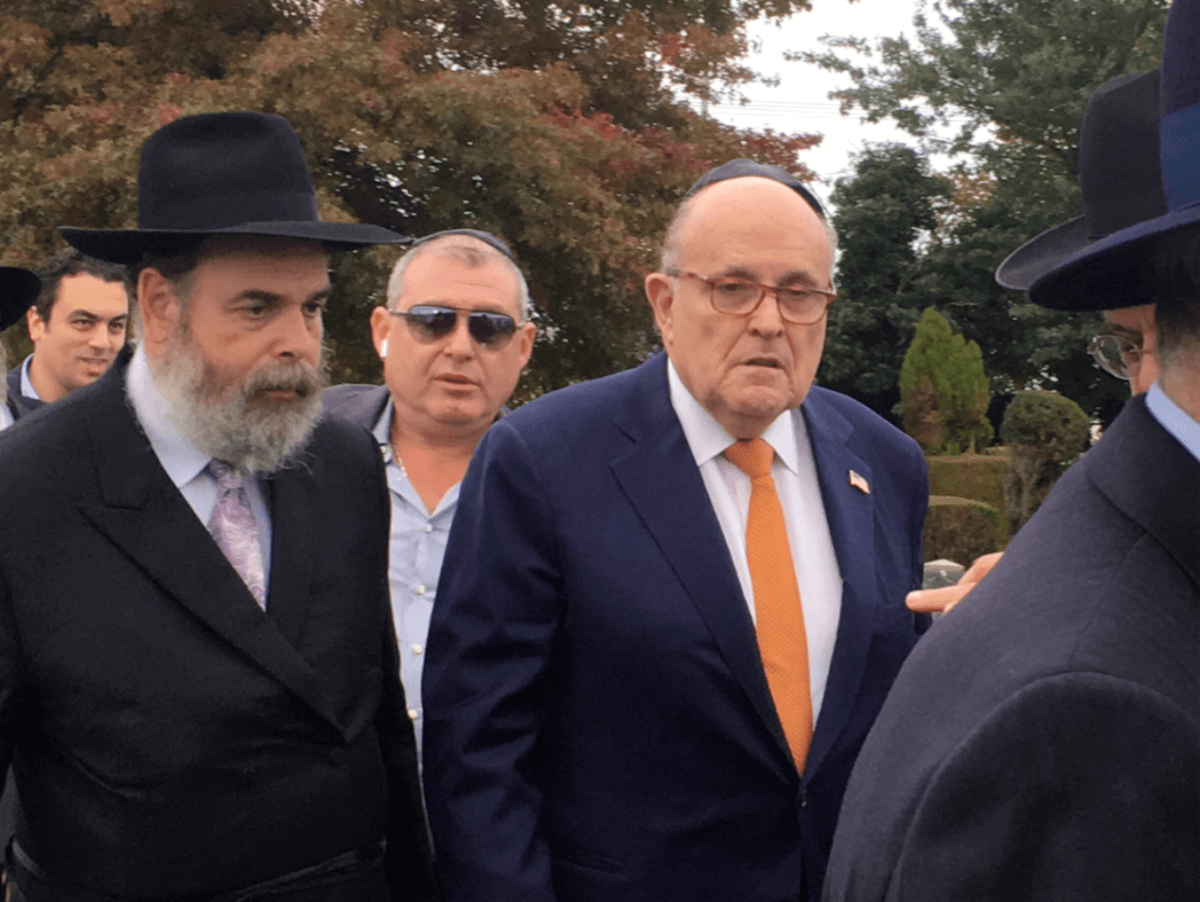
{"left": 1027, "top": 0, "right": 1200, "bottom": 309}
{"left": 60, "top": 112, "right": 407, "bottom": 264}
{"left": 1, "top": 266, "right": 41, "bottom": 332}
{"left": 995, "top": 69, "right": 1164, "bottom": 293}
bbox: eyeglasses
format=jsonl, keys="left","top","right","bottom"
{"left": 664, "top": 269, "right": 836, "bottom": 325}
{"left": 391, "top": 305, "right": 518, "bottom": 349}
{"left": 1087, "top": 332, "right": 1145, "bottom": 381}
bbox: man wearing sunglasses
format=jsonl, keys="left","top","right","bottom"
{"left": 324, "top": 229, "right": 535, "bottom": 760}
{"left": 422, "top": 160, "right": 932, "bottom": 902}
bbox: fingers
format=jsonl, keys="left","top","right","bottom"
{"left": 906, "top": 583, "right": 971, "bottom": 614}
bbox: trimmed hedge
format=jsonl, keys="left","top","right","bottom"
{"left": 923, "top": 495, "right": 1003, "bottom": 565}
{"left": 926, "top": 451, "right": 1010, "bottom": 544}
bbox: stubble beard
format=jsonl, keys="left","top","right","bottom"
{"left": 150, "top": 322, "right": 328, "bottom": 477}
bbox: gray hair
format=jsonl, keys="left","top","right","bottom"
{"left": 659, "top": 188, "right": 839, "bottom": 286}
{"left": 387, "top": 236, "right": 532, "bottom": 321}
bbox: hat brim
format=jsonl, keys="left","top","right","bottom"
{"left": 59, "top": 220, "right": 409, "bottom": 265}
{"left": 995, "top": 216, "right": 1090, "bottom": 291}
{"left": 1, "top": 266, "right": 41, "bottom": 332}
{"left": 1027, "top": 201, "right": 1200, "bottom": 310}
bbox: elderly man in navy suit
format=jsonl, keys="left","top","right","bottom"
{"left": 422, "top": 160, "right": 931, "bottom": 902}
{"left": 823, "top": 5, "right": 1200, "bottom": 900}
{"left": 0, "top": 113, "right": 436, "bottom": 902}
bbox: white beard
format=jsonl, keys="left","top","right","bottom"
{"left": 149, "top": 327, "right": 328, "bottom": 476}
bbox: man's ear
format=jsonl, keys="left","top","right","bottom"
{"left": 25, "top": 306, "right": 45, "bottom": 343}
{"left": 137, "top": 267, "right": 180, "bottom": 349}
{"left": 513, "top": 320, "right": 536, "bottom": 369}
{"left": 370, "top": 306, "right": 392, "bottom": 359}
{"left": 644, "top": 272, "right": 677, "bottom": 351}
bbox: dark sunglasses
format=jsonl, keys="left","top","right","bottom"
{"left": 392, "top": 304, "right": 518, "bottom": 349}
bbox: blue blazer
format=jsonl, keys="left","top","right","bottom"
{"left": 823, "top": 395, "right": 1199, "bottom": 901}
{"left": 423, "top": 353, "right": 929, "bottom": 902}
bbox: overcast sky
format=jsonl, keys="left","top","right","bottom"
{"left": 712, "top": 0, "right": 927, "bottom": 200}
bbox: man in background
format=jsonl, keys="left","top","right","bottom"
{"left": 6, "top": 250, "right": 130, "bottom": 418}
{"left": 909, "top": 66, "right": 1167, "bottom": 615}
{"left": 824, "top": 4, "right": 1199, "bottom": 897}
{"left": 0, "top": 267, "right": 41, "bottom": 430}
{"left": 324, "top": 228, "right": 535, "bottom": 757}
{"left": 423, "top": 160, "right": 930, "bottom": 902}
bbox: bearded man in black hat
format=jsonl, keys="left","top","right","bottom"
{"left": 0, "top": 113, "right": 437, "bottom": 902}
{"left": 823, "top": 4, "right": 1200, "bottom": 899}
{"left": 0, "top": 267, "right": 41, "bottom": 430}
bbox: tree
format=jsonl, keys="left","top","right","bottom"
{"left": 899, "top": 307, "right": 992, "bottom": 455}
{"left": 818, "top": 143, "right": 953, "bottom": 420}
{"left": 0, "top": 0, "right": 829, "bottom": 396}
{"left": 803, "top": 0, "right": 1168, "bottom": 424}
{"left": 1000, "top": 389, "right": 1089, "bottom": 532}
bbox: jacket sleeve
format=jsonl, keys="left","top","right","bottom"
{"left": 881, "top": 673, "right": 1199, "bottom": 902}
{"left": 421, "top": 419, "right": 563, "bottom": 902}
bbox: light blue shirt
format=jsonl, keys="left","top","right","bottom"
{"left": 19, "top": 355, "right": 41, "bottom": 402}
{"left": 0, "top": 401, "right": 12, "bottom": 431}
{"left": 124, "top": 345, "right": 273, "bottom": 595}
{"left": 1145, "top": 381, "right": 1200, "bottom": 465}
{"left": 371, "top": 399, "right": 459, "bottom": 762}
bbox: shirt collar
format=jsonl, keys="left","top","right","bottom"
{"left": 1145, "top": 380, "right": 1200, "bottom": 465}
{"left": 19, "top": 355, "right": 41, "bottom": 402}
{"left": 371, "top": 396, "right": 395, "bottom": 463}
{"left": 124, "top": 344, "right": 212, "bottom": 490}
{"left": 666, "top": 358, "right": 799, "bottom": 474}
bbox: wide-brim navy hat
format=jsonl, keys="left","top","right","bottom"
{"left": 1027, "top": 0, "right": 1200, "bottom": 309}
{"left": 996, "top": 70, "right": 1164, "bottom": 292}
{"left": 60, "top": 112, "right": 407, "bottom": 265}
{"left": 1, "top": 266, "right": 41, "bottom": 332}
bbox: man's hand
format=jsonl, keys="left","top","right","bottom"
{"left": 906, "top": 552, "right": 1004, "bottom": 615}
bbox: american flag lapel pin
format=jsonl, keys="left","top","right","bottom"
{"left": 848, "top": 469, "right": 871, "bottom": 495}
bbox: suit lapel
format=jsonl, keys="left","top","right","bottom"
{"left": 262, "top": 461, "right": 321, "bottom": 651}
{"left": 801, "top": 390, "right": 877, "bottom": 779}
{"left": 77, "top": 357, "right": 339, "bottom": 731}
{"left": 609, "top": 356, "right": 792, "bottom": 762}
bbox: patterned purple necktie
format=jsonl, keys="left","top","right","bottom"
{"left": 207, "top": 460, "right": 267, "bottom": 608}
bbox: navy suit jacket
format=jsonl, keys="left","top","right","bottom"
{"left": 0, "top": 350, "right": 437, "bottom": 901}
{"left": 823, "top": 395, "right": 1199, "bottom": 901}
{"left": 423, "top": 354, "right": 929, "bottom": 902}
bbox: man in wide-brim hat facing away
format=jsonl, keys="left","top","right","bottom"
{"left": 0, "top": 112, "right": 438, "bottom": 902}
{"left": 823, "top": 4, "right": 1199, "bottom": 900}
{"left": 0, "top": 267, "right": 41, "bottom": 430}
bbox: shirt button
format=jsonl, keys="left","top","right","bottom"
{"left": 415, "top": 585, "right": 426, "bottom": 596}
{"left": 412, "top": 644, "right": 424, "bottom": 655}
{"left": 407, "top": 709, "right": 420, "bottom": 720}
{"left": 424, "top": 523, "right": 433, "bottom": 533}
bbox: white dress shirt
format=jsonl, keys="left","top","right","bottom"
{"left": 124, "top": 345, "right": 273, "bottom": 596}
{"left": 667, "top": 361, "right": 842, "bottom": 725}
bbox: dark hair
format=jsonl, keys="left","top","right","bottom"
{"left": 1153, "top": 224, "right": 1200, "bottom": 370}
{"left": 33, "top": 250, "right": 132, "bottom": 321}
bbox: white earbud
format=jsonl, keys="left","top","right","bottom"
{"left": 380, "top": 338, "right": 389, "bottom": 358}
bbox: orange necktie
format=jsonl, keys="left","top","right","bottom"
{"left": 724, "top": 438, "right": 813, "bottom": 773}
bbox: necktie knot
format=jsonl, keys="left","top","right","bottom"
{"left": 209, "top": 459, "right": 238, "bottom": 487}
{"left": 724, "top": 438, "right": 775, "bottom": 479}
